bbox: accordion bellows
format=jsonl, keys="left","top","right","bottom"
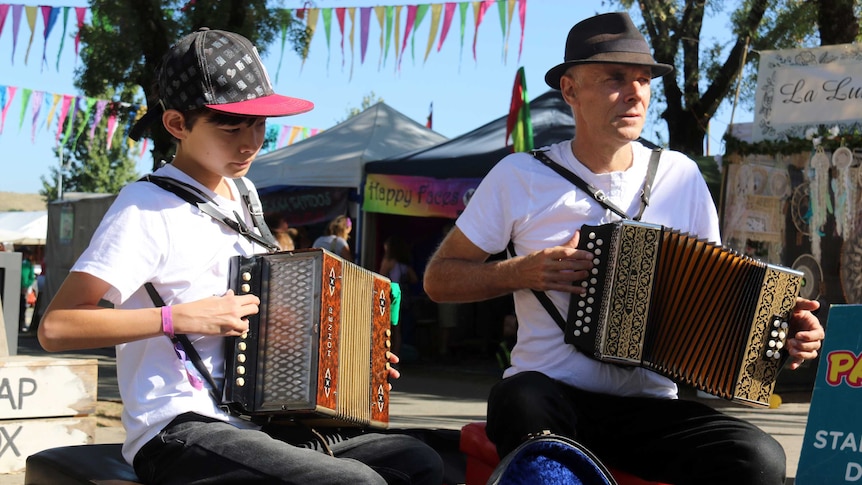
{"left": 224, "top": 249, "right": 391, "bottom": 428}
{"left": 569, "top": 221, "right": 802, "bottom": 407}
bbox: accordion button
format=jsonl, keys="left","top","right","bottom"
{"left": 573, "top": 330, "right": 581, "bottom": 336}
{"left": 577, "top": 310, "right": 584, "bottom": 317}
{"left": 775, "top": 341, "right": 784, "bottom": 349}
{"left": 589, "top": 232, "right": 596, "bottom": 239}
{"left": 771, "top": 330, "right": 779, "bottom": 337}
{"left": 585, "top": 317, "right": 591, "bottom": 323}
{"left": 575, "top": 320, "right": 582, "bottom": 327}
{"left": 583, "top": 326, "right": 590, "bottom": 333}
{"left": 238, "top": 342, "right": 247, "bottom": 351}
{"left": 386, "top": 351, "right": 392, "bottom": 359}
{"left": 779, "top": 331, "right": 786, "bottom": 339}
{"left": 596, "top": 239, "right": 603, "bottom": 245}
{"left": 237, "top": 366, "right": 246, "bottom": 375}
{"left": 595, "top": 249, "right": 602, "bottom": 256}
{"left": 768, "top": 340, "right": 776, "bottom": 348}
{"left": 591, "top": 268, "right": 599, "bottom": 275}
{"left": 590, "top": 278, "right": 598, "bottom": 284}
{"left": 781, "top": 321, "right": 789, "bottom": 329}
{"left": 593, "top": 258, "right": 600, "bottom": 265}
{"left": 241, "top": 284, "right": 250, "bottom": 293}
{"left": 242, "top": 272, "right": 251, "bottom": 282}
{"left": 237, "top": 354, "right": 246, "bottom": 363}
{"left": 766, "top": 349, "right": 774, "bottom": 358}
{"left": 587, "top": 242, "right": 595, "bottom": 249}
{"left": 236, "top": 377, "right": 245, "bottom": 387}
{"left": 385, "top": 329, "right": 392, "bottom": 337}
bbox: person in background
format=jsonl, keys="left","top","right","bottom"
{"left": 423, "top": 12, "right": 823, "bottom": 485}
{"left": 28, "top": 260, "right": 47, "bottom": 333}
{"left": 312, "top": 215, "right": 353, "bottom": 262}
{"left": 265, "top": 213, "right": 295, "bottom": 251}
{"left": 19, "top": 247, "right": 36, "bottom": 330}
{"left": 39, "top": 27, "right": 442, "bottom": 485}
{"left": 379, "top": 236, "right": 419, "bottom": 358}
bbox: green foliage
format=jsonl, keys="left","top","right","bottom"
{"left": 74, "top": 0, "right": 309, "bottom": 172}
{"left": 723, "top": 124, "right": 862, "bottom": 156}
{"left": 39, "top": 108, "right": 141, "bottom": 201}
{"left": 343, "top": 92, "right": 385, "bottom": 121}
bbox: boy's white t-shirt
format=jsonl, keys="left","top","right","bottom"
{"left": 72, "top": 164, "right": 265, "bottom": 464}
{"left": 456, "top": 140, "right": 721, "bottom": 399}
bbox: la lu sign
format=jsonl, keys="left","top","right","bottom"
{"left": 753, "top": 44, "right": 862, "bottom": 141}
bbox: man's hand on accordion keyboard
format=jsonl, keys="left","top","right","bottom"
{"left": 786, "top": 297, "right": 824, "bottom": 370}
{"left": 519, "top": 231, "right": 594, "bottom": 294}
{"left": 173, "top": 289, "right": 260, "bottom": 337}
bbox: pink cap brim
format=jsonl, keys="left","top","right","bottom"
{"left": 205, "top": 93, "right": 314, "bottom": 117}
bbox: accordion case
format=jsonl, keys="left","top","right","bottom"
{"left": 225, "top": 249, "right": 391, "bottom": 428}
{"left": 569, "top": 220, "right": 803, "bottom": 407}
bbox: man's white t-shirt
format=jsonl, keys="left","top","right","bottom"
{"left": 456, "top": 140, "right": 721, "bottom": 399}
{"left": 72, "top": 164, "right": 265, "bottom": 464}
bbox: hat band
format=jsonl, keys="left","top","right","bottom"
{"left": 568, "top": 38, "right": 652, "bottom": 62}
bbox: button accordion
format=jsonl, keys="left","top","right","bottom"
{"left": 225, "top": 249, "right": 392, "bottom": 428}
{"left": 569, "top": 220, "right": 803, "bottom": 407}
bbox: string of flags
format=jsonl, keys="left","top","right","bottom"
{"left": 0, "top": 1, "right": 527, "bottom": 76}
{"left": 0, "top": 84, "right": 321, "bottom": 153}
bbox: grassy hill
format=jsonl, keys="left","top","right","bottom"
{"left": 0, "top": 192, "right": 47, "bottom": 212}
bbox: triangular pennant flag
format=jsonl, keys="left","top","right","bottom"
{"left": 45, "top": 93, "right": 61, "bottom": 129}
{"left": 503, "top": 0, "right": 516, "bottom": 62}
{"left": 0, "top": 5, "right": 10, "bottom": 41}
{"left": 106, "top": 110, "right": 118, "bottom": 150}
{"left": 398, "top": 5, "right": 417, "bottom": 70}
{"left": 457, "top": 2, "right": 469, "bottom": 68}
{"left": 437, "top": 2, "right": 457, "bottom": 52}
{"left": 275, "top": 20, "right": 290, "bottom": 82}
{"left": 496, "top": 0, "right": 508, "bottom": 62}
{"left": 55, "top": 94, "right": 73, "bottom": 143}
{"left": 505, "top": 67, "right": 533, "bottom": 153}
{"left": 74, "top": 7, "right": 87, "bottom": 58}
{"left": 517, "top": 0, "right": 527, "bottom": 62}
{"left": 472, "top": 1, "right": 493, "bottom": 63}
{"left": 322, "top": 7, "right": 333, "bottom": 72}
{"left": 30, "top": 90, "right": 45, "bottom": 142}
{"left": 382, "top": 6, "right": 394, "bottom": 68}
{"left": 11, "top": 5, "right": 24, "bottom": 64}
{"left": 410, "top": 4, "right": 429, "bottom": 64}
{"left": 61, "top": 96, "right": 81, "bottom": 147}
{"left": 347, "top": 7, "right": 356, "bottom": 80}
{"left": 23, "top": 6, "right": 38, "bottom": 65}
{"left": 73, "top": 97, "right": 98, "bottom": 149}
{"left": 17, "top": 88, "right": 33, "bottom": 130}
{"left": 287, "top": 125, "right": 301, "bottom": 145}
{"left": 40, "top": 6, "right": 61, "bottom": 71}
{"left": 424, "top": 4, "right": 443, "bottom": 63}
{"left": 0, "top": 86, "right": 17, "bottom": 134}
{"left": 335, "top": 7, "right": 346, "bottom": 70}
{"left": 374, "top": 6, "right": 386, "bottom": 70}
{"left": 277, "top": 125, "right": 290, "bottom": 148}
{"left": 393, "top": 5, "right": 402, "bottom": 68}
{"left": 56, "top": 7, "right": 70, "bottom": 70}
{"left": 89, "top": 99, "right": 108, "bottom": 141}
{"left": 360, "top": 7, "right": 371, "bottom": 64}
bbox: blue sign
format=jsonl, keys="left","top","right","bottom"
{"left": 797, "top": 305, "right": 862, "bottom": 484}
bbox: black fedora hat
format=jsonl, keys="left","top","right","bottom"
{"left": 544, "top": 12, "right": 673, "bottom": 90}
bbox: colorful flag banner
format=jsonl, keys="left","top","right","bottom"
{"left": 505, "top": 66, "right": 533, "bottom": 152}
{"left": 0, "top": 1, "right": 527, "bottom": 75}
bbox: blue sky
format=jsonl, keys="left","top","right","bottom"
{"left": 0, "top": 0, "right": 746, "bottom": 194}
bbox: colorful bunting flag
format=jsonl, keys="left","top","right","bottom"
{"left": 505, "top": 67, "right": 533, "bottom": 153}
{"left": 3, "top": 1, "right": 528, "bottom": 77}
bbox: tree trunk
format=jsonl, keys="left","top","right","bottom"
{"left": 664, "top": 107, "right": 708, "bottom": 157}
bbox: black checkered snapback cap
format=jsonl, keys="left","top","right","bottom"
{"left": 130, "top": 28, "right": 313, "bottom": 140}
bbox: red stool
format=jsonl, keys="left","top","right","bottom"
{"left": 460, "top": 422, "right": 670, "bottom": 485}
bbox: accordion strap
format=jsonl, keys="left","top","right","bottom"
{"left": 144, "top": 282, "right": 224, "bottom": 406}
{"left": 512, "top": 147, "right": 663, "bottom": 336}
{"left": 530, "top": 148, "right": 662, "bottom": 221}
{"left": 141, "top": 175, "right": 281, "bottom": 253}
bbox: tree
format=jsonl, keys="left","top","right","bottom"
{"left": 76, "top": 0, "right": 309, "bottom": 171}
{"left": 618, "top": 1, "right": 861, "bottom": 156}
{"left": 343, "top": 92, "right": 385, "bottom": 121}
{"left": 39, "top": 108, "right": 140, "bottom": 200}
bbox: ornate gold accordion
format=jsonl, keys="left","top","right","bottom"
{"left": 224, "top": 249, "right": 391, "bottom": 428}
{"left": 569, "top": 220, "right": 803, "bottom": 407}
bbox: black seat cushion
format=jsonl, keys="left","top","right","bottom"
{"left": 25, "top": 444, "right": 142, "bottom": 485}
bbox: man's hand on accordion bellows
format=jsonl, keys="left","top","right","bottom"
{"left": 174, "top": 289, "right": 260, "bottom": 336}
{"left": 520, "top": 230, "right": 594, "bottom": 294}
{"left": 786, "top": 297, "right": 824, "bottom": 370}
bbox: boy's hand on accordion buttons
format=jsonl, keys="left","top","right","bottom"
{"left": 386, "top": 351, "right": 400, "bottom": 390}
{"left": 522, "top": 230, "right": 593, "bottom": 294}
{"left": 787, "top": 297, "right": 824, "bottom": 370}
{"left": 179, "top": 289, "right": 260, "bottom": 336}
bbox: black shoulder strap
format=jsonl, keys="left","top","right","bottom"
{"left": 507, "top": 241, "right": 569, "bottom": 335}
{"left": 144, "top": 282, "right": 223, "bottom": 406}
{"left": 530, "top": 148, "right": 662, "bottom": 221}
{"left": 141, "top": 175, "right": 280, "bottom": 252}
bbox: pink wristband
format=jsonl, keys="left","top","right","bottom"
{"left": 161, "top": 306, "right": 175, "bottom": 339}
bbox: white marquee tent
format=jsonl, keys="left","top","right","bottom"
{"left": 246, "top": 102, "right": 447, "bottom": 190}
{"left": 0, "top": 211, "right": 48, "bottom": 245}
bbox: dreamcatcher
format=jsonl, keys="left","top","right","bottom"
{"left": 808, "top": 147, "right": 831, "bottom": 264}
{"left": 831, "top": 145, "right": 856, "bottom": 239}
